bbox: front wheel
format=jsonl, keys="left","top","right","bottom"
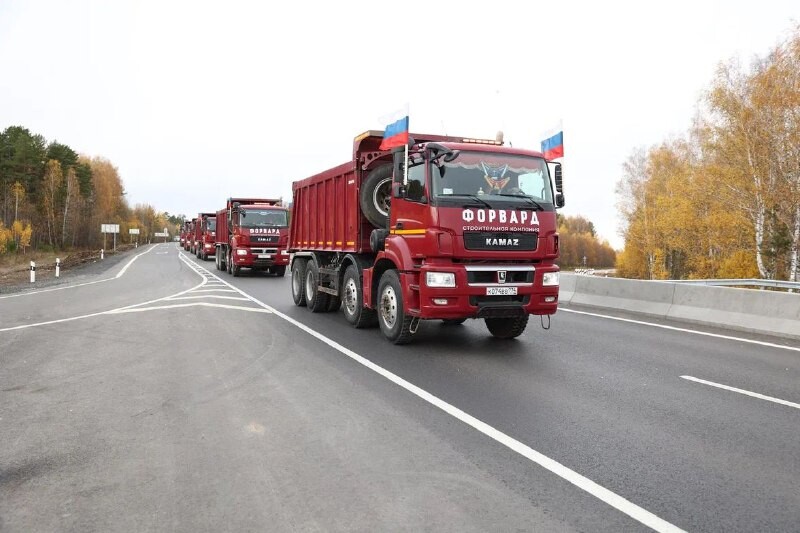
{"left": 377, "top": 270, "right": 415, "bottom": 344}
{"left": 485, "top": 315, "right": 529, "bottom": 339}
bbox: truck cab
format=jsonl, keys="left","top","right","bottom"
{"left": 215, "top": 198, "right": 290, "bottom": 276}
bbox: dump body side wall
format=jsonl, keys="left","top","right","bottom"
{"left": 290, "top": 161, "right": 373, "bottom": 254}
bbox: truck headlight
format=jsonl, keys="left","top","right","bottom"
{"left": 542, "top": 272, "right": 559, "bottom": 286}
{"left": 426, "top": 272, "right": 455, "bottom": 287}
{"left": 236, "top": 249, "right": 247, "bottom": 256}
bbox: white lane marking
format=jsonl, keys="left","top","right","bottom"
{"left": 560, "top": 308, "right": 800, "bottom": 353}
{"left": 0, "top": 276, "right": 207, "bottom": 333}
{"left": 185, "top": 257, "right": 684, "bottom": 533}
{"left": 189, "top": 289, "right": 237, "bottom": 293}
{"left": 0, "top": 245, "right": 158, "bottom": 300}
{"left": 108, "top": 302, "right": 271, "bottom": 314}
{"left": 681, "top": 376, "right": 800, "bottom": 410}
{"left": 164, "top": 295, "right": 250, "bottom": 301}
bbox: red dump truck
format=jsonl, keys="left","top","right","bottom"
{"left": 215, "top": 198, "right": 290, "bottom": 276}
{"left": 180, "top": 221, "right": 191, "bottom": 247}
{"left": 289, "top": 130, "right": 564, "bottom": 344}
{"left": 185, "top": 218, "right": 198, "bottom": 252}
{"left": 194, "top": 212, "right": 216, "bottom": 260}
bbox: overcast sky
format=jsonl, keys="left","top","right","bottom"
{"left": 1, "top": 0, "right": 798, "bottom": 248}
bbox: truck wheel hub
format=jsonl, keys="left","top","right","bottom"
{"left": 344, "top": 278, "right": 358, "bottom": 314}
{"left": 380, "top": 286, "right": 398, "bottom": 327}
{"left": 373, "top": 178, "right": 392, "bottom": 217}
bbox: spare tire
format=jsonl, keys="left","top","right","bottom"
{"left": 360, "top": 164, "right": 392, "bottom": 229}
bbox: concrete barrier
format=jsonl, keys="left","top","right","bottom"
{"left": 560, "top": 273, "right": 800, "bottom": 340}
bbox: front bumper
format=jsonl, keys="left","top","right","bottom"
{"left": 231, "top": 248, "right": 290, "bottom": 268}
{"left": 412, "top": 264, "right": 559, "bottom": 319}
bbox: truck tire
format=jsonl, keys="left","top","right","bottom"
{"left": 291, "top": 259, "right": 308, "bottom": 306}
{"left": 377, "top": 270, "right": 415, "bottom": 344}
{"left": 342, "top": 264, "right": 377, "bottom": 328}
{"left": 326, "top": 295, "right": 341, "bottom": 312}
{"left": 360, "top": 164, "right": 392, "bottom": 229}
{"left": 442, "top": 318, "right": 467, "bottom": 326}
{"left": 226, "top": 250, "right": 233, "bottom": 275}
{"left": 273, "top": 265, "right": 286, "bottom": 277}
{"left": 305, "top": 261, "right": 329, "bottom": 312}
{"left": 485, "top": 315, "right": 529, "bottom": 339}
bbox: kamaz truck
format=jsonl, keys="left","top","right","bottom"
{"left": 288, "top": 131, "right": 564, "bottom": 344}
{"left": 215, "top": 198, "right": 290, "bottom": 277}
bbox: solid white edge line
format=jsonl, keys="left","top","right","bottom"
{"left": 185, "top": 256, "right": 685, "bottom": 533}
{"left": 108, "top": 302, "right": 271, "bottom": 314}
{"left": 681, "top": 376, "right": 800, "bottom": 410}
{"left": 560, "top": 308, "right": 800, "bottom": 353}
{"left": 0, "top": 244, "right": 159, "bottom": 299}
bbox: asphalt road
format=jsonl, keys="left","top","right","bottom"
{"left": 2, "top": 244, "right": 798, "bottom": 532}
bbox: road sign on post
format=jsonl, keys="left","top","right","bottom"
{"left": 101, "top": 224, "right": 120, "bottom": 251}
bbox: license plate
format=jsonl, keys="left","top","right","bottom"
{"left": 486, "top": 286, "right": 517, "bottom": 296}
{"left": 258, "top": 254, "right": 272, "bottom": 259}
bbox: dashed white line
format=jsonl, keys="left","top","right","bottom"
{"left": 681, "top": 376, "right": 800, "bottom": 410}
{"left": 560, "top": 308, "right": 800, "bottom": 353}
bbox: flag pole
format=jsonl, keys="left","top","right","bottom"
{"left": 403, "top": 106, "right": 409, "bottom": 185}
{"left": 403, "top": 142, "right": 409, "bottom": 185}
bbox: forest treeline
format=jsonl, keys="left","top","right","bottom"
{"left": 617, "top": 27, "right": 800, "bottom": 281}
{"left": 557, "top": 215, "right": 616, "bottom": 268}
{"left": 0, "top": 126, "right": 181, "bottom": 253}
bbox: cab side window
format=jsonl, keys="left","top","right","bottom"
{"left": 406, "top": 164, "right": 426, "bottom": 202}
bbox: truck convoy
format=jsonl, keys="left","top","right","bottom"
{"left": 194, "top": 212, "right": 216, "bottom": 260}
{"left": 214, "top": 198, "right": 290, "bottom": 277}
{"left": 288, "top": 130, "right": 564, "bottom": 344}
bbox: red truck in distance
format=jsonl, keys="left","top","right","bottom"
{"left": 185, "top": 218, "right": 198, "bottom": 253}
{"left": 194, "top": 212, "right": 216, "bottom": 260}
{"left": 289, "top": 130, "right": 564, "bottom": 344}
{"left": 180, "top": 221, "right": 191, "bottom": 248}
{"left": 215, "top": 198, "right": 290, "bottom": 277}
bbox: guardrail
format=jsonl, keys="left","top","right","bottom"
{"left": 559, "top": 273, "right": 800, "bottom": 340}
{"left": 663, "top": 278, "right": 800, "bottom": 290}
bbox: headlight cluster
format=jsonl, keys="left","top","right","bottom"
{"left": 426, "top": 272, "right": 455, "bottom": 287}
{"left": 542, "top": 272, "right": 559, "bottom": 286}
{"left": 236, "top": 249, "right": 248, "bottom": 256}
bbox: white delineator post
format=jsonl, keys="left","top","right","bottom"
{"left": 56, "top": 258, "right": 60, "bottom": 278}
{"left": 101, "top": 249, "right": 104, "bottom": 260}
{"left": 30, "top": 261, "right": 35, "bottom": 283}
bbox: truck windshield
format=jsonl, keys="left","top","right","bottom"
{"left": 432, "top": 152, "right": 554, "bottom": 207}
{"left": 206, "top": 219, "right": 216, "bottom": 231}
{"left": 240, "top": 209, "right": 288, "bottom": 227}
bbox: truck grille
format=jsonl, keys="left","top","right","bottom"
{"left": 464, "top": 232, "right": 538, "bottom": 251}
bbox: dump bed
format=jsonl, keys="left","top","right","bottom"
{"left": 289, "top": 161, "right": 375, "bottom": 254}
{"left": 215, "top": 208, "right": 228, "bottom": 244}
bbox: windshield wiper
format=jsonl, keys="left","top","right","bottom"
{"left": 447, "top": 194, "right": 493, "bottom": 209}
{"left": 494, "top": 193, "right": 544, "bottom": 211}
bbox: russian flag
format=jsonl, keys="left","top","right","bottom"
{"left": 379, "top": 105, "right": 410, "bottom": 150}
{"left": 540, "top": 125, "right": 564, "bottom": 160}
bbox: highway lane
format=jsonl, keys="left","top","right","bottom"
{"left": 203, "top": 252, "right": 800, "bottom": 533}
{"left": 2, "top": 246, "right": 649, "bottom": 532}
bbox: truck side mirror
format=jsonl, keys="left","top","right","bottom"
{"left": 392, "top": 148, "right": 405, "bottom": 183}
{"left": 554, "top": 163, "right": 563, "bottom": 192}
{"left": 553, "top": 163, "right": 564, "bottom": 208}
